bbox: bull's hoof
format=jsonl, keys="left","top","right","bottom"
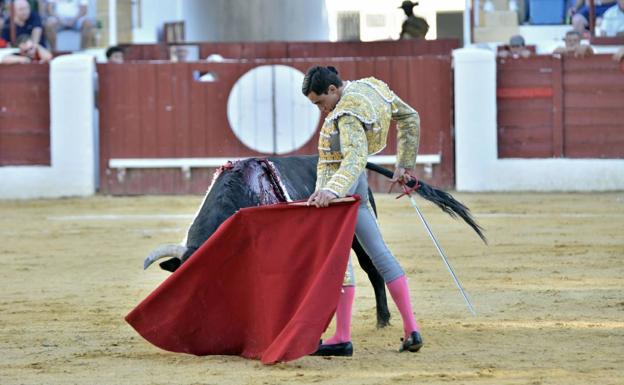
{"left": 159, "top": 258, "right": 181, "bottom": 272}
{"left": 377, "top": 318, "right": 391, "bottom": 329}
{"left": 377, "top": 312, "right": 391, "bottom": 328}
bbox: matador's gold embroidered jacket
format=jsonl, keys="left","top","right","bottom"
{"left": 316, "top": 77, "right": 420, "bottom": 197}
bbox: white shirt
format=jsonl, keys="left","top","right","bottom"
{"left": 601, "top": 5, "right": 624, "bottom": 37}
{"left": 50, "top": 0, "right": 88, "bottom": 20}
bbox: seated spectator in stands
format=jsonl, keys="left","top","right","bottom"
{"left": 1, "top": 33, "right": 51, "bottom": 63}
{"left": 1, "top": 0, "right": 45, "bottom": 47}
{"left": 614, "top": 46, "right": 624, "bottom": 61}
{"left": 600, "top": 0, "right": 624, "bottom": 36}
{"left": 44, "top": 0, "right": 95, "bottom": 50}
{"left": 498, "top": 35, "right": 532, "bottom": 59}
{"left": 569, "top": 0, "right": 617, "bottom": 34}
{"left": 106, "top": 45, "right": 124, "bottom": 63}
{"left": 554, "top": 30, "right": 594, "bottom": 57}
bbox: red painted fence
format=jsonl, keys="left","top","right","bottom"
{"left": 97, "top": 56, "right": 454, "bottom": 195}
{"left": 497, "top": 54, "right": 624, "bottom": 159}
{"left": 0, "top": 64, "right": 50, "bottom": 166}
{"left": 121, "top": 39, "right": 460, "bottom": 61}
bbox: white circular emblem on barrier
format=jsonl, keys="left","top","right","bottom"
{"left": 227, "top": 65, "right": 320, "bottom": 154}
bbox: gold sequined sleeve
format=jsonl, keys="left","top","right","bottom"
{"left": 321, "top": 115, "right": 368, "bottom": 197}
{"left": 392, "top": 95, "right": 420, "bottom": 169}
{"left": 315, "top": 157, "right": 329, "bottom": 191}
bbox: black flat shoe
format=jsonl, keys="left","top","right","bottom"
{"left": 311, "top": 341, "right": 354, "bottom": 357}
{"left": 399, "top": 331, "right": 423, "bottom": 352}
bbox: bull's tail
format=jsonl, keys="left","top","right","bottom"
{"left": 365, "top": 162, "right": 487, "bottom": 244}
{"left": 143, "top": 244, "right": 187, "bottom": 269}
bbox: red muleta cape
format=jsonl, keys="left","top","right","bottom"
{"left": 125, "top": 198, "right": 359, "bottom": 364}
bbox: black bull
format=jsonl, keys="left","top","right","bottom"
{"left": 144, "top": 155, "right": 486, "bottom": 329}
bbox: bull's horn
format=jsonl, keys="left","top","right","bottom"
{"left": 143, "top": 244, "right": 187, "bottom": 270}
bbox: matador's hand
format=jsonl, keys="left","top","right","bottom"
{"left": 307, "top": 189, "right": 338, "bottom": 208}
{"left": 391, "top": 167, "right": 416, "bottom": 184}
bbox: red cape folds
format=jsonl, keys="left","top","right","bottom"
{"left": 125, "top": 199, "right": 359, "bottom": 364}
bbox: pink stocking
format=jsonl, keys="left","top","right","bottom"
{"left": 387, "top": 275, "right": 420, "bottom": 337}
{"left": 323, "top": 286, "right": 355, "bottom": 345}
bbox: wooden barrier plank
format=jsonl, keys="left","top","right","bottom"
{"left": 96, "top": 64, "right": 110, "bottom": 193}
{"left": 0, "top": 132, "right": 49, "bottom": 165}
{"left": 497, "top": 72, "right": 554, "bottom": 87}
{"left": 124, "top": 65, "right": 144, "bottom": 195}
{"left": 498, "top": 125, "right": 554, "bottom": 158}
{"left": 551, "top": 56, "right": 564, "bottom": 157}
{"left": 434, "top": 56, "right": 454, "bottom": 187}
{"left": 0, "top": 64, "right": 50, "bottom": 166}
{"left": 565, "top": 108, "right": 624, "bottom": 126}
{"left": 564, "top": 73, "right": 624, "bottom": 87}
{"left": 173, "top": 63, "right": 191, "bottom": 158}
{"left": 499, "top": 108, "right": 553, "bottom": 127}
{"left": 136, "top": 64, "right": 159, "bottom": 194}
{"left": 565, "top": 124, "right": 624, "bottom": 158}
{"left": 563, "top": 55, "right": 623, "bottom": 71}
{"left": 564, "top": 91, "right": 624, "bottom": 108}
{"left": 157, "top": 63, "right": 177, "bottom": 193}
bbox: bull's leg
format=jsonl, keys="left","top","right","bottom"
{"left": 352, "top": 237, "right": 391, "bottom": 328}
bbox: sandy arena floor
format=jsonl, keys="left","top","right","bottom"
{"left": 1, "top": 192, "right": 623, "bottom": 385}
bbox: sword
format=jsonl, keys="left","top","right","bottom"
{"left": 406, "top": 193, "right": 477, "bottom": 316}
{"left": 364, "top": 162, "right": 477, "bottom": 316}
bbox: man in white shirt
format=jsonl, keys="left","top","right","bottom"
{"left": 44, "top": 0, "right": 95, "bottom": 50}
{"left": 601, "top": 0, "right": 624, "bottom": 36}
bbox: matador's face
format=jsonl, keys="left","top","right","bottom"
{"left": 306, "top": 85, "right": 341, "bottom": 115}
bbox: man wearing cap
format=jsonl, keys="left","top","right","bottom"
{"left": 398, "top": 1, "right": 428, "bottom": 39}
{"left": 498, "top": 35, "right": 532, "bottom": 59}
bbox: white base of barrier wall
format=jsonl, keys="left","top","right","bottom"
{"left": 0, "top": 55, "right": 95, "bottom": 199}
{"left": 453, "top": 48, "right": 624, "bottom": 192}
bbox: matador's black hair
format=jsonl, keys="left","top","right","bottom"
{"left": 302, "top": 66, "right": 343, "bottom": 96}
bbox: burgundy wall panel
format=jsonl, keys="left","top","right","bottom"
{"left": 497, "top": 54, "right": 624, "bottom": 160}
{"left": 0, "top": 64, "right": 50, "bottom": 166}
{"left": 98, "top": 55, "right": 454, "bottom": 195}
{"left": 562, "top": 56, "right": 624, "bottom": 158}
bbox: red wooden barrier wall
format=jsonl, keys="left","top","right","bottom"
{"left": 0, "top": 64, "right": 50, "bottom": 166}
{"left": 497, "top": 54, "right": 624, "bottom": 159}
{"left": 121, "top": 39, "right": 460, "bottom": 61}
{"left": 98, "top": 56, "right": 454, "bottom": 195}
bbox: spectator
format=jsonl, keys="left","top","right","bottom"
{"left": 600, "top": 0, "right": 624, "bottom": 36}
{"left": 1, "top": 33, "right": 51, "bottom": 63}
{"left": 44, "top": 0, "right": 95, "bottom": 50}
{"left": 498, "top": 35, "right": 532, "bottom": 59}
{"left": 105, "top": 45, "right": 124, "bottom": 63}
{"left": 1, "top": 0, "right": 45, "bottom": 47}
{"left": 614, "top": 46, "right": 624, "bottom": 61}
{"left": 569, "top": 0, "right": 617, "bottom": 34}
{"left": 554, "top": 30, "right": 594, "bottom": 57}
{"left": 398, "top": 1, "right": 428, "bottom": 39}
